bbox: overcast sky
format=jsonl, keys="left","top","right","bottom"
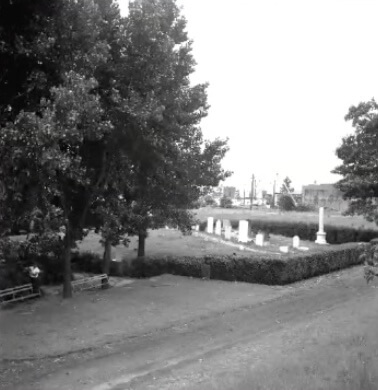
{"left": 117, "top": 0, "right": 378, "bottom": 193}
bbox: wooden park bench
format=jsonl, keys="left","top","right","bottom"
{"left": 0, "top": 284, "right": 40, "bottom": 305}
{"left": 71, "top": 274, "right": 109, "bottom": 293}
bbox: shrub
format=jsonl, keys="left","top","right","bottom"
{"left": 295, "top": 203, "right": 316, "bottom": 212}
{"left": 0, "top": 233, "right": 65, "bottom": 289}
{"left": 278, "top": 195, "right": 296, "bottom": 211}
{"left": 220, "top": 197, "right": 233, "bottom": 208}
{"left": 125, "top": 243, "right": 364, "bottom": 285}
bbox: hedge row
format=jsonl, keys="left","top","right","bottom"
{"left": 199, "top": 219, "right": 378, "bottom": 244}
{"left": 73, "top": 243, "right": 365, "bottom": 285}
{"left": 126, "top": 243, "right": 364, "bottom": 285}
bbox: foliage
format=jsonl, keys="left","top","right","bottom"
{"left": 124, "top": 243, "right": 363, "bottom": 285}
{"left": 359, "top": 241, "right": 378, "bottom": 283}
{"left": 203, "top": 195, "right": 216, "bottom": 207}
{"left": 0, "top": 233, "right": 65, "bottom": 289}
{"left": 333, "top": 99, "right": 378, "bottom": 225}
{"left": 280, "top": 176, "right": 294, "bottom": 194}
{"left": 295, "top": 203, "right": 316, "bottom": 212}
{"left": 278, "top": 194, "right": 296, "bottom": 211}
{"left": 198, "top": 219, "right": 378, "bottom": 244}
{"left": 0, "top": 0, "right": 231, "bottom": 296}
{"left": 220, "top": 196, "right": 233, "bottom": 208}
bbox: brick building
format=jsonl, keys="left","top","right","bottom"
{"left": 302, "top": 183, "right": 349, "bottom": 211}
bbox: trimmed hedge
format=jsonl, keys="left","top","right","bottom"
{"left": 199, "top": 219, "right": 378, "bottom": 244}
{"left": 126, "top": 243, "right": 365, "bottom": 285}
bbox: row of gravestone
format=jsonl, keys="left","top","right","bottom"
{"left": 201, "top": 217, "right": 303, "bottom": 250}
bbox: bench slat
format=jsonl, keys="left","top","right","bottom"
{"left": 71, "top": 274, "right": 108, "bottom": 292}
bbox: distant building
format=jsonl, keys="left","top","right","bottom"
{"left": 302, "top": 183, "right": 349, "bottom": 211}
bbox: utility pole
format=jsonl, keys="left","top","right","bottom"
{"left": 250, "top": 174, "right": 255, "bottom": 210}
{"left": 272, "top": 173, "right": 278, "bottom": 207}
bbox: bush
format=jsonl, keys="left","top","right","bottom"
{"left": 125, "top": 243, "right": 364, "bottom": 285}
{"left": 278, "top": 195, "right": 296, "bottom": 211}
{"left": 295, "top": 203, "right": 316, "bottom": 212}
{"left": 0, "top": 233, "right": 65, "bottom": 289}
{"left": 220, "top": 197, "right": 233, "bottom": 208}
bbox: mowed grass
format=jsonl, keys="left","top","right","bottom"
{"left": 77, "top": 229, "right": 254, "bottom": 261}
{"left": 78, "top": 228, "right": 342, "bottom": 262}
{"left": 194, "top": 207, "right": 378, "bottom": 230}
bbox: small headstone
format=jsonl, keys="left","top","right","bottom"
{"left": 293, "top": 235, "right": 300, "bottom": 248}
{"left": 223, "top": 219, "right": 231, "bottom": 229}
{"left": 224, "top": 225, "right": 232, "bottom": 240}
{"left": 201, "top": 263, "right": 211, "bottom": 279}
{"left": 215, "top": 219, "right": 222, "bottom": 235}
{"left": 207, "top": 217, "right": 214, "bottom": 234}
{"left": 238, "top": 220, "right": 249, "bottom": 243}
{"left": 255, "top": 233, "right": 264, "bottom": 247}
{"left": 279, "top": 246, "right": 289, "bottom": 253}
{"left": 195, "top": 224, "right": 200, "bottom": 231}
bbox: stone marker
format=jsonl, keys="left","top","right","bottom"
{"left": 279, "top": 246, "right": 289, "bottom": 253}
{"left": 293, "top": 235, "right": 300, "bottom": 248}
{"left": 207, "top": 217, "right": 214, "bottom": 234}
{"left": 195, "top": 224, "right": 200, "bottom": 232}
{"left": 215, "top": 219, "right": 222, "bottom": 235}
{"left": 238, "top": 220, "right": 249, "bottom": 243}
{"left": 315, "top": 207, "right": 327, "bottom": 244}
{"left": 224, "top": 225, "right": 232, "bottom": 240}
{"left": 255, "top": 233, "right": 264, "bottom": 246}
{"left": 223, "top": 219, "right": 231, "bottom": 229}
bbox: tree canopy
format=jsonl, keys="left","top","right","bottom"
{"left": 333, "top": 99, "right": 378, "bottom": 224}
{"left": 0, "top": 0, "right": 230, "bottom": 297}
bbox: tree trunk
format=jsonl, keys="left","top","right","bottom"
{"left": 102, "top": 239, "right": 111, "bottom": 288}
{"left": 138, "top": 231, "right": 146, "bottom": 257}
{"left": 62, "top": 224, "right": 72, "bottom": 298}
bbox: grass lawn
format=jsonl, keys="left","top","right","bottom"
{"left": 77, "top": 228, "right": 342, "bottom": 263}
{"left": 194, "top": 207, "right": 378, "bottom": 230}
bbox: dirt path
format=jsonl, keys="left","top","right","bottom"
{"left": 1, "top": 266, "right": 377, "bottom": 390}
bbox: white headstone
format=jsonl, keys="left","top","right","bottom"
{"left": 315, "top": 207, "right": 327, "bottom": 244}
{"left": 238, "top": 220, "right": 249, "bottom": 243}
{"left": 207, "top": 217, "right": 214, "bottom": 234}
{"left": 224, "top": 225, "right": 232, "bottom": 240}
{"left": 279, "top": 246, "right": 289, "bottom": 253}
{"left": 293, "top": 235, "right": 300, "bottom": 248}
{"left": 255, "top": 233, "right": 264, "bottom": 246}
{"left": 223, "top": 219, "right": 231, "bottom": 228}
{"left": 195, "top": 224, "right": 200, "bottom": 232}
{"left": 215, "top": 219, "right": 222, "bottom": 235}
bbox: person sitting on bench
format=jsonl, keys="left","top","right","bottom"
{"left": 28, "top": 264, "right": 42, "bottom": 295}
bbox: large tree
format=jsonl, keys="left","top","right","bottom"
{"left": 0, "top": 0, "right": 230, "bottom": 297}
{"left": 333, "top": 99, "right": 378, "bottom": 223}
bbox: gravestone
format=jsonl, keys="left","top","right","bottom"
{"left": 223, "top": 219, "right": 231, "bottom": 229}
{"left": 207, "top": 217, "right": 214, "bottom": 234}
{"left": 315, "top": 207, "right": 327, "bottom": 244}
{"left": 293, "top": 235, "right": 300, "bottom": 248}
{"left": 224, "top": 225, "right": 232, "bottom": 240}
{"left": 255, "top": 233, "right": 264, "bottom": 246}
{"left": 195, "top": 224, "right": 200, "bottom": 232}
{"left": 279, "top": 246, "right": 289, "bottom": 253}
{"left": 238, "top": 220, "right": 249, "bottom": 243}
{"left": 215, "top": 219, "right": 222, "bottom": 235}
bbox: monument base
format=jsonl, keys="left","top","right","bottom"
{"left": 315, "top": 231, "right": 327, "bottom": 244}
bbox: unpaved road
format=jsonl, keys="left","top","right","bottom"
{"left": 2, "top": 266, "right": 378, "bottom": 390}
